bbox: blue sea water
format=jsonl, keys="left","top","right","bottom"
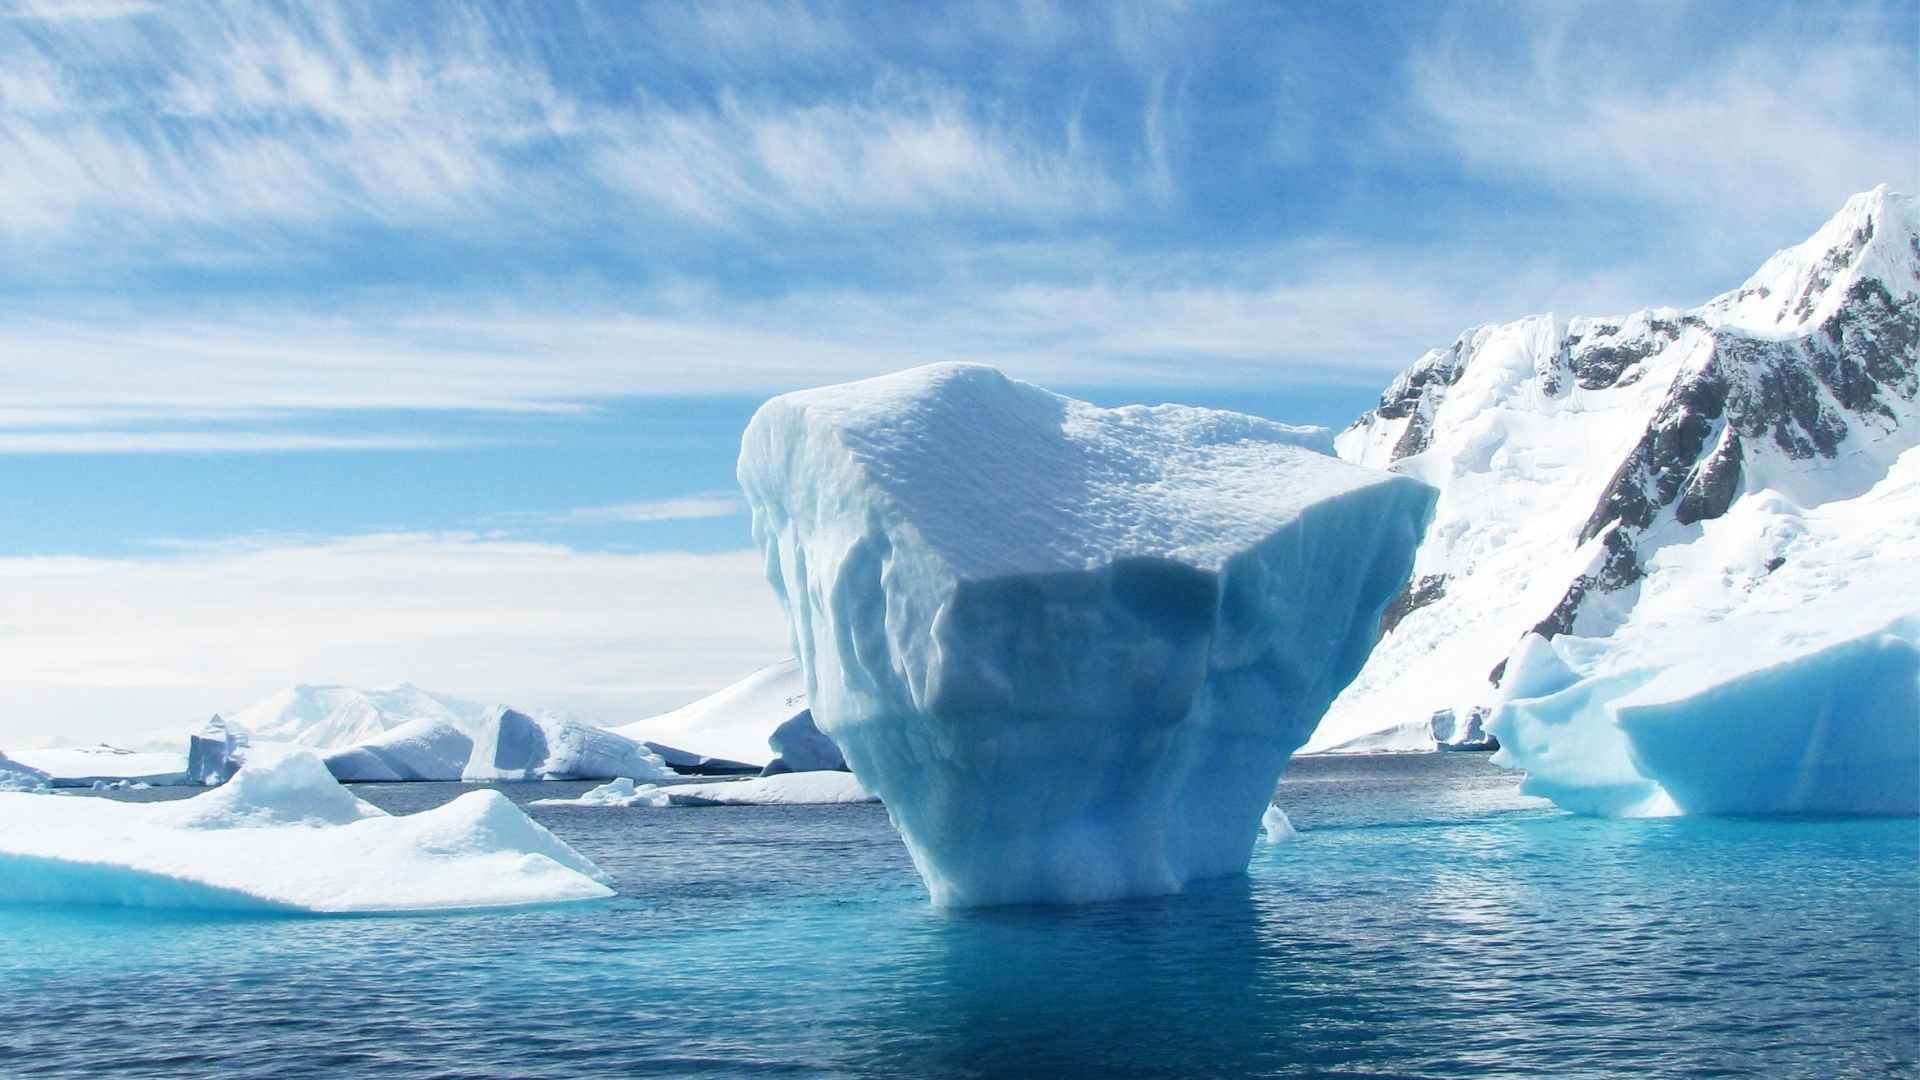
{"left": 1, "top": 754, "right": 1914, "bottom": 1078}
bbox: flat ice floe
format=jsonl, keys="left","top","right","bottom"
{"left": 0, "top": 750, "right": 612, "bottom": 913}
{"left": 738, "top": 362, "right": 1432, "bottom": 905}
{"left": 533, "top": 771, "right": 875, "bottom": 808}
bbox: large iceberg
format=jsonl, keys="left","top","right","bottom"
{"left": 463, "top": 707, "right": 672, "bottom": 782}
{"left": 1489, "top": 445, "right": 1920, "bottom": 816}
{"left": 610, "top": 657, "right": 810, "bottom": 770}
{"left": 322, "top": 718, "right": 475, "bottom": 782}
{"left": 737, "top": 363, "right": 1433, "bottom": 905}
{"left": 0, "top": 750, "right": 612, "bottom": 912}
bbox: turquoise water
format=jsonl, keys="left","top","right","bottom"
{"left": 2, "top": 755, "right": 1915, "bottom": 1078}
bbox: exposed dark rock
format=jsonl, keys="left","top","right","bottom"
{"left": 1380, "top": 574, "right": 1447, "bottom": 635}
{"left": 1675, "top": 430, "right": 1743, "bottom": 526}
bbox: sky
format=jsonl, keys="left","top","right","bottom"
{"left": 1, "top": 0, "right": 1914, "bottom": 745}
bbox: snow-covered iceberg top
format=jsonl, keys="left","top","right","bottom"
{"left": 533, "top": 771, "right": 876, "bottom": 808}
{"left": 738, "top": 363, "right": 1434, "bottom": 905}
{"left": 0, "top": 750, "right": 613, "bottom": 913}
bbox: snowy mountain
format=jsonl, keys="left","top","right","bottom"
{"left": 227, "top": 683, "right": 490, "bottom": 749}
{"left": 1308, "top": 185, "right": 1919, "bottom": 753}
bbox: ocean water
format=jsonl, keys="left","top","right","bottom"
{"left": 2, "top": 754, "right": 1914, "bottom": 1078}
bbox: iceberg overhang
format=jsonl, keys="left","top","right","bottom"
{"left": 738, "top": 363, "right": 1434, "bottom": 905}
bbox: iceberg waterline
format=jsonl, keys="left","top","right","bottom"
{"left": 740, "top": 362, "right": 1434, "bottom": 905}
{"left": 0, "top": 750, "right": 613, "bottom": 913}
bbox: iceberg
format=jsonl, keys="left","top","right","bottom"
{"left": 322, "top": 718, "right": 475, "bottom": 783}
{"left": 463, "top": 708, "right": 673, "bottom": 782}
{"left": 0, "top": 750, "right": 612, "bottom": 913}
{"left": 737, "top": 363, "right": 1434, "bottom": 905}
{"left": 610, "top": 657, "right": 810, "bottom": 770}
{"left": 1489, "top": 443, "right": 1920, "bottom": 817}
{"left": 1260, "top": 804, "right": 1296, "bottom": 843}
{"left": 760, "top": 711, "right": 846, "bottom": 775}
{"left": 533, "top": 771, "right": 876, "bottom": 808}
{"left": 1492, "top": 618, "right": 1920, "bottom": 817}
{"left": 184, "top": 715, "right": 247, "bottom": 786}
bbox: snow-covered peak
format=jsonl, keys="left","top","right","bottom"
{"left": 228, "top": 683, "right": 490, "bottom": 749}
{"left": 1310, "top": 185, "right": 1918, "bottom": 755}
{"left": 1709, "top": 185, "right": 1920, "bottom": 336}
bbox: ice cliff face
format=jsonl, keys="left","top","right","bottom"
{"left": 1311, "top": 186, "right": 1920, "bottom": 757}
{"left": 739, "top": 363, "right": 1434, "bottom": 905}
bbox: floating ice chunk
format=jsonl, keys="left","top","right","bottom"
{"left": 738, "top": 363, "right": 1434, "bottom": 905}
{"left": 1491, "top": 616, "right": 1920, "bottom": 816}
{"left": 761, "top": 711, "right": 846, "bottom": 775}
{"left": 185, "top": 715, "right": 248, "bottom": 786}
{"left": 0, "top": 750, "right": 612, "bottom": 913}
{"left": 1260, "top": 805, "right": 1296, "bottom": 843}
{"left": 323, "top": 718, "right": 475, "bottom": 782}
{"left": 533, "top": 771, "right": 875, "bottom": 808}
{"left": 464, "top": 708, "right": 672, "bottom": 782}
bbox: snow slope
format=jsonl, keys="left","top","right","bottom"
{"left": 1310, "top": 186, "right": 1920, "bottom": 756}
{"left": 611, "top": 658, "right": 807, "bottom": 769}
{"left": 739, "top": 362, "right": 1433, "bottom": 905}
{"left": 229, "top": 683, "right": 489, "bottom": 749}
{"left": 0, "top": 750, "right": 612, "bottom": 912}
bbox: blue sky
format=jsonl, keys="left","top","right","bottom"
{"left": 1, "top": 0, "right": 1913, "bottom": 742}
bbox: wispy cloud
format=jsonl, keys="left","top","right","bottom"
{"left": 0, "top": 431, "right": 470, "bottom": 454}
{"left": 558, "top": 493, "right": 747, "bottom": 524}
{"left": 1404, "top": 2, "right": 1917, "bottom": 257}
{"left": 0, "top": 532, "right": 788, "bottom": 744}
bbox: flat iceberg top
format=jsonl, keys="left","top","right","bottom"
{"left": 742, "top": 362, "right": 1379, "bottom": 577}
{"left": 0, "top": 750, "right": 612, "bottom": 913}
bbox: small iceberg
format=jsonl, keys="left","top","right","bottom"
{"left": 1260, "top": 804, "right": 1296, "bottom": 843}
{"left": 0, "top": 750, "right": 612, "bottom": 913}
{"left": 533, "top": 771, "right": 876, "bottom": 808}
